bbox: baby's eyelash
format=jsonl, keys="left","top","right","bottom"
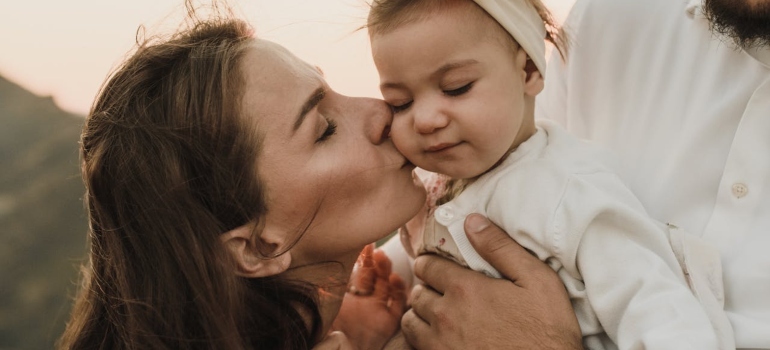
{"left": 444, "top": 82, "right": 473, "bottom": 96}
{"left": 316, "top": 118, "right": 337, "bottom": 143}
{"left": 389, "top": 101, "right": 413, "bottom": 114}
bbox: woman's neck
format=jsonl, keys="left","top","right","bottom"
{"left": 284, "top": 251, "right": 359, "bottom": 337}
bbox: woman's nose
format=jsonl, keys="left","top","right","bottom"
{"left": 358, "top": 97, "right": 393, "bottom": 145}
{"left": 413, "top": 106, "right": 449, "bottom": 134}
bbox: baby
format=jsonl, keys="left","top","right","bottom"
{"left": 366, "top": 0, "right": 732, "bottom": 349}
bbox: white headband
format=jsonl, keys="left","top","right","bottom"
{"left": 472, "top": 0, "right": 547, "bottom": 76}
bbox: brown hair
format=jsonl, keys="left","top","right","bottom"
{"left": 366, "top": 0, "right": 568, "bottom": 58}
{"left": 58, "top": 5, "right": 322, "bottom": 350}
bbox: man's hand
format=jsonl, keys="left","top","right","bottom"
{"left": 332, "top": 244, "right": 407, "bottom": 350}
{"left": 401, "top": 214, "right": 583, "bottom": 350}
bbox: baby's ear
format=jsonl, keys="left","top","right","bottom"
{"left": 523, "top": 55, "right": 544, "bottom": 97}
{"left": 221, "top": 223, "right": 291, "bottom": 278}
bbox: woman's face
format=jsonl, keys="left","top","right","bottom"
{"left": 240, "top": 39, "right": 425, "bottom": 268}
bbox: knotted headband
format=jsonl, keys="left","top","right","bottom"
{"left": 472, "top": 0, "right": 547, "bottom": 76}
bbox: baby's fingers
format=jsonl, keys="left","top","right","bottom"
{"left": 371, "top": 271, "right": 407, "bottom": 316}
{"left": 349, "top": 244, "right": 376, "bottom": 296}
{"left": 356, "top": 244, "right": 375, "bottom": 267}
{"left": 372, "top": 248, "right": 393, "bottom": 279}
{"left": 388, "top": 273, "right": 407, "bottom": 315}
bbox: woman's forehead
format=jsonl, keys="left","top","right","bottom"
{"left": 239, "top": 39, "right": 324, "bottom": 131}
{"left": 250, "top": 38, "right": 290, "bottom": 57}
{"left": 243, "top": 39, "right": 322, "bottom": 85}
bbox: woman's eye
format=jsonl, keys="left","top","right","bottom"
{"left": 389, "top": 101, "right": 412, "bottom": 114}
{"left": 316, "top": 118, "right": 337, "bottom": 143}
{"left": 444, "top": 82, "right": 473, "bottom": 97}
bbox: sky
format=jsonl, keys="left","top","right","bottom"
{"left": 0, "top": 0, "right": 576, "bottom": 115}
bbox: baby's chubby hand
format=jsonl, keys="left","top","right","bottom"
{"left": 331, "top": 244, "right": 407, "bottom": 350}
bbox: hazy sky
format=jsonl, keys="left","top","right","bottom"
{"left": 0, "top": 0, "right": 575, "bottom": 115}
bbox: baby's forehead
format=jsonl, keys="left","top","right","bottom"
{"left": 369, "top": 0, "right": 479, "bottom": 33}
{"left": 390, "top": 0, "right": 516, "bottom": 48}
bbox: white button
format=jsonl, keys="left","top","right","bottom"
{"left": 731, "top": 183, "right": 748, "bottom": 198}
{"left": 436, "top": 207, "right": 454, "bottom": 221}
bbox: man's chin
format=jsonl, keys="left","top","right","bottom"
{"left": 703, "top": 0, "right": 770, "bottom": 48}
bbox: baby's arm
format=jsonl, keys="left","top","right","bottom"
{"left": 560, "top": 173, "right": 721, "bottom": 349}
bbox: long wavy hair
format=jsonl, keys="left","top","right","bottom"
{"left": 58, "top": 6, "right": 321, "bottom": 350}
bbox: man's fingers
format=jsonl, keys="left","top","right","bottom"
{"left": 407, "top": 283, "right": 443, "bottom": 326}
{"left": 464, "top": 213, "right": 549, "bottom": 286}
{"left": 401, "top": 308, "right": 434, "bottom": 350}
{"left": 413, "top": 254, "right": 482, "bottom": 294}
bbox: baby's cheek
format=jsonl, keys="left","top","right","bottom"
{"left": 390, "top": 127, "right": 416, "bottom": 157}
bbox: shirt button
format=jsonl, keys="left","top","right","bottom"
{"left": 731, "top": 183, "right": 748, "bottom": 198}
{"left": 436, "top": 207, "right": 455, "bottom": 221}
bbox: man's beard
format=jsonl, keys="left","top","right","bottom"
{"left": 703, "top": 0, "right": 770, "bottom": 48}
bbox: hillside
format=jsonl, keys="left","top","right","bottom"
{"left": 0, "top": 75, "right": 88, "bottom": 349}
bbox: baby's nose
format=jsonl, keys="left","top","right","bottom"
{"left": 414, "top": 109, "right": 449, "bottom": 134}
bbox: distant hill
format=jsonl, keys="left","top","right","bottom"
{"left": 0, "top": 75, "right": 88, "bottom": 349}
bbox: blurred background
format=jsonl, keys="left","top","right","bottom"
{"left": 0, "top": 0, "right": 574, "bottom": 348}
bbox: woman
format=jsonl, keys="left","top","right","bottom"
{"left": 58, "top": 9, "right": 422, "bottom": 350}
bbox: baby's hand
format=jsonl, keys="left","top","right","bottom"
{"left": 332, "top": 244, "right": 407, "bottom": 350}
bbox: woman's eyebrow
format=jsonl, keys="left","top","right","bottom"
{"left": 293, "top": 86, "right": 326, "bottom": 133}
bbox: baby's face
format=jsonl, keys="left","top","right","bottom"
{"left": 371, "top": 4, "right": 533, "bottom": 179}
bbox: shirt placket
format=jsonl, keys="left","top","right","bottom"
{"left": 701, "top": 78, "right": 770, "bottom": 254}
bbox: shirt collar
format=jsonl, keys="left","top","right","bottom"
{"left": 745, "top": 45, "right": 770, "bottom": 69}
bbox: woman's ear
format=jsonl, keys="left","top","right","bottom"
{"left": 221, "top": 223, "right": 292, "bottom": 278}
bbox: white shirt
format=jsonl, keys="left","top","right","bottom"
{"left": 537, "top": 0, "right": 770, "bottom": 348}
{"left": 409, "top": 121, "right": 719, "bottom": 349}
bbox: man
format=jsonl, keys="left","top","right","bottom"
{"left": 402, "top": 0, "right": 769, "bottom": 348}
